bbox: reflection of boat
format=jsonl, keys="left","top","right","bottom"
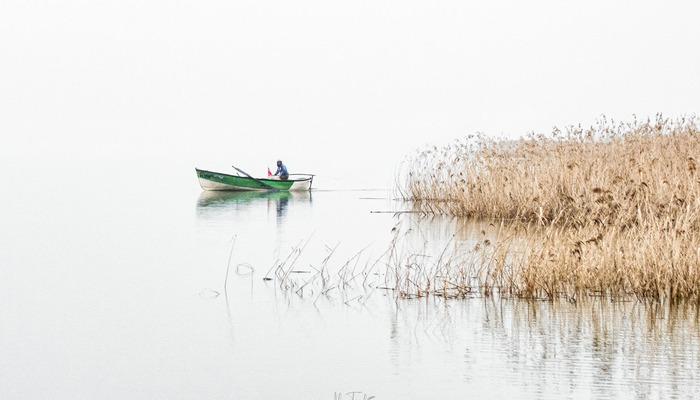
{"left": 196, "top": 190, "right": 312, "bottom": 223}
{"left": 196, "top": 190, "right": 310, "bottom": 208}
{"left": 196, "top": 168, "right": 313, "bottom": 191}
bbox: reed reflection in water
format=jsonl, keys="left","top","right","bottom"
{"left": 385, "top": 297, "right": 700, "bottom": 399}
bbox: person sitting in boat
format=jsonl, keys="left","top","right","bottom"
{"left": 274, "top": 160, "right": 289, "bottom": 180}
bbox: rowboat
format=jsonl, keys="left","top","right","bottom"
{"left": 196, "top": 168, "right": 313, "bottom": 191}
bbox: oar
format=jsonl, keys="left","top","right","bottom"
{"left": 231, "top": 165, "right": 278, "bottom": 191}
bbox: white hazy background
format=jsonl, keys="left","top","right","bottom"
{"left": 1, "top": 0, "right": 699, "bottom": 187}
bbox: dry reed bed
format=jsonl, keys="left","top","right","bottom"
{"left": 402, "top": 115, "right": 700, "bottom": 302}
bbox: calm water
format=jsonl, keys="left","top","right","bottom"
{"left": 1, "top": 161, "right": 699, "bottom": 400}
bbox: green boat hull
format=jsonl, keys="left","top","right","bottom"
{"left": 196, "top": 169, "right": 313, "bottom": 191}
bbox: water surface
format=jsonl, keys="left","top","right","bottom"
{"left": 1, "top": 161, "right": 698, "bottom": 400}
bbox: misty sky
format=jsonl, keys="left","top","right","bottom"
{"left": 1, "top": 0, "right": 698, "bottom": 185}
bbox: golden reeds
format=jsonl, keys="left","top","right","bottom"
{"left": 402, "top": 115, "right": 700, "bottom": 302}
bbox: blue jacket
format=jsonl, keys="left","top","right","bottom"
{"left": 275, "top": 164, "right": 288, "bottom": 176}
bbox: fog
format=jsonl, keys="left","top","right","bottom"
{"left": 2, "top": 0, "right": 698, "bottom": 186}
